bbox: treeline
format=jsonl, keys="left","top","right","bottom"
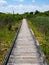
{"left": 23, "top": 10, "right": 49, "bottom": 18}
{"left": 0, "top": 13, "right": 23, "bottom": 28}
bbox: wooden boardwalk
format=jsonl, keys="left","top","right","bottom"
{"left": 7, "top": 19, "right": 47, "bottom": 65}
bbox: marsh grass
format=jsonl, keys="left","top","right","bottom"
{"left": 28, "top": 16, "right": 49, "bottom": 63}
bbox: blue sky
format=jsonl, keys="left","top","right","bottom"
{"left": 0, "top": 0, "right": 49, "bottom": 13}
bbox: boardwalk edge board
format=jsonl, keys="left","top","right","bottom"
{"left": 27, "top": 22, "right": 48, "bottom": 65}
{"left": 3, "top": 20, "right": 22, "bottom": 65}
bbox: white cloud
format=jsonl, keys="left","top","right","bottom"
{"left": 32, "top": 0, "right": 35, "bottom": 2}
{"left": 3, "top": 4, "right": 38, "bottom": 13}
{"left": 14, "top": 0, "right": 24, "bottom": 2}
{"left": 0, "top": 0, "right": 7, "bottom": 4}
{"left": 0, "top": 4, "right": 49, "bottom": 14}
{"left": 37, "top": 5, "right": 49, "bottom": 12}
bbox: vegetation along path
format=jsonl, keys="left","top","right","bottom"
{"left": 6, "top": 19, "right": 47, "bottom": 65}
